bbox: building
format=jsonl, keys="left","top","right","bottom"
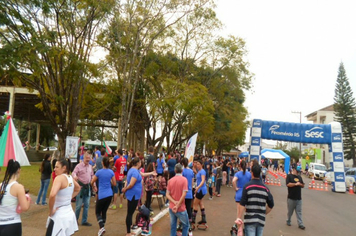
{"left": 306, "top": 104, "right": 353, "bottom": 167}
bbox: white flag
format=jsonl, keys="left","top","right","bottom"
{"left": 185, "top": 133, "right": 198, "bottom": 164}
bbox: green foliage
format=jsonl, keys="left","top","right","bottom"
{"left": 334, "top": 62, "right": 356, "bottom": 164}
{"left": 0, "top": 0, "right": 113, "bottom": 156}
{"left": 284, "top": 147, "right": 301, "bottom": 164}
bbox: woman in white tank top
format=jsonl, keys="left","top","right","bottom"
{"left": 46, "top": 158, "right": 80, "bottom": 236}
{"left": 0, "top": 159, "right": 31, "bottom": 236}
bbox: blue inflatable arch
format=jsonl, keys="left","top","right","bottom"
{"left": 249, "top": 119, "right": 346, "bottom": 193}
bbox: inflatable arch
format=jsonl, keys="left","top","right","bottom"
{"left": 249, "top": 119, "right": 346, "bottom": 193}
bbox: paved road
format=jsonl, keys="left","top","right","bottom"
{"left": 152, "top": 174, "right": 356, "bottom": 236}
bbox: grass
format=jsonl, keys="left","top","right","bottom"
{"left": 0, "top": 162, "right": 47, "bottom": 197}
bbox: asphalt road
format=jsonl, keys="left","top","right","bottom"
{"left": 152, "top": 174, "right": 356, "bottom": 236}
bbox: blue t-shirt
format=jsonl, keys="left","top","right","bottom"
{"left": 234, "top": 170, "right": 252, "bottom": 202}
{"left": 156, "top": 158, "right": 165, "bottom": 174}
{"left": 167, "top": 159, "right": 176, "bottom": 173}
{"left": 126, "top": 168, "right": 142, "bottom": 201}
{"left": 95, "top": 168, "right": 114, "bottom": 200}
{"left": 196, "top": 169, "right": 207, "bottom": 195}
{"left": 113, "top": 155, "right": 119, "bottom": 164}
{"left": 124, "top": 155, "right": 128, "bottom": 171}
{"left": 183, "top": 168, "right": 194, "bottom": 199}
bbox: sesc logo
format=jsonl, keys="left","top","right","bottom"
{"left": 253, "top": 121, "right": 261, "bottom": 126}
{"left": 333, "top": 135, "right": 341, "bottom": 141}
{"left": 334, "top": 154, "right": 343, "bottom": 160}
{"left": 252, "top": 138, "right": 260, "bottom": 145}
{"left": 335, "top": 174, "right": 344, "bottom": 181}
{"left": 305, "top": 127, "right": 324, "bottom": 138}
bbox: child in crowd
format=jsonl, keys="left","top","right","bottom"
{"left": 208, "top": 170, "right": 214, "bottom": 200}
{"left": 262, "top": 163, "right": 268, "bottom": 184}
{"left": 159, "top": 171, "right": 169, "bottom": 207}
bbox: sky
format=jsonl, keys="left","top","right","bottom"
{"left": 215, "top": 0, "right": 356, "bottom": 129}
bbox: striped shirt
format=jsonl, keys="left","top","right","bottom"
{"left": 240, "top": 179, "right": 274, "bottom": 226}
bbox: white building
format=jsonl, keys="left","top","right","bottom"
{"left": 306, "top": 104, "right": 353, "bottom": 167}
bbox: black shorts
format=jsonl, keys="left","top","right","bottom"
{"left": 124, "top": 170, "right": 127, "bottom": 176}
{"left": 195, "top": 191, "right": 205, "bottom": 200}
{"left": 157, "top": 173, "right": 163, "bottom": 177}
{"left": 0, "top": 223, "right": 22, "bottom": 236}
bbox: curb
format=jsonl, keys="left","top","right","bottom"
{"left": 133, "top": 207, "right": 169, "bottom": 235}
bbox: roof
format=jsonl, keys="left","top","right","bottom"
{"left": 305, "top": 104, "right": 334, "bottom": 118}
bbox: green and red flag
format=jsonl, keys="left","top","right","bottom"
{"left": 0, "top": 115, "right": 30, "bottom": 167}
{"left": 103, "top": 139, "right": 112, "bottom": 155}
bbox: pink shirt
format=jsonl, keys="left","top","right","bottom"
{"left": 72, "top": 162, "right": 94, "bottom": 184}
{"left": 167, "top": 174, "right": 188, "bottom": 212}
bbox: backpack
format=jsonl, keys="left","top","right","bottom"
{"left": 135, "top": 212, "right": 150, "bottom": 232}
{"left": 145, "top": 175, "right": 155, "bottom": 191}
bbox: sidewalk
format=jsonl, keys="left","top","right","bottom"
{"left": 22, "top": 194, "right": 169, "bottom": 236}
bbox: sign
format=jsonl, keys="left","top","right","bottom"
{"left": 261, "top": 120, "right": 331, "bottom": 144}
{"left": 306, "top": 155, "right": 309, "bottom": 160}
{"left": 65, "top": 136, "right": 79, "bottom": 163}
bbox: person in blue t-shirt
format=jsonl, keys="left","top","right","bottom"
{"left": 192, "top": 159, "right": 208, "bottom": 226}
{"left": 167, "top": 154, "right": 177, "bottom": 179}
{"left": 91, "top": 157, "right": 116, "bottom": 236}
{"left": 122, "top": 157, "right": 157, "bottom": 236}
{"left": 156, "top": 153, "right": 166, "bottom": 183}
{"left": 123, "top": 150, "right": 129, "bottom": 175}
{"left": 181, "top": 157, "right": 194, "bottom": 232}
{"left": 232, "top": 160, "right": 251, "bottom": 224}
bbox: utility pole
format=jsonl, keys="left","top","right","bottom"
{"left": 292, "top": 111, "right": 302, "bottom": 162}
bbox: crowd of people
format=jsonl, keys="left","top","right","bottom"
{"left": 0, "top": 145, "right": 306, "bottom": 236}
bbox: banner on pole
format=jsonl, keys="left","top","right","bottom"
{"left": 185, "top": 133, "right": 198, "bottom": 164}
{"left": 66, "top": 136, "right": 79, "bottom": 163}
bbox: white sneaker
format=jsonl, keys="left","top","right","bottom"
{"left": 209, "top": 197, "right": 213, "bottom": 200}
{"left": 98, "top": 227, "right": 105, "bottom": 236}
{"left": 165, "top": 203, "right": 169, "bottom": 207}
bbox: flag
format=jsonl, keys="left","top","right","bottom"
{"left": 185, "top": 133, "right": 198, "bottom": 164}
{"left": 103, "top": 140, "right": 112, "bottom": 155}
{"left": 0, "top": 117, "right": 30, "bottom": 167}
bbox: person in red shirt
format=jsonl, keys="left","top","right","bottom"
{"left": 166, "top": 163, "right": 189, "bottom": 236}
{"left": 111, "top": 149, "right": 127, "bottom": 209}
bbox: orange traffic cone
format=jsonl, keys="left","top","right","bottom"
{"left": 320, "top": 184, "right": 324, "bottom": 191}
{"left": 308, "top": 182, "right": 312, "bottom": 189}
{"left": 278, "top": 179, "right": 281, "bottom": 186}
{"left": 324, "top": 180, "right": 328, "bottom": 191}
{"left": 349, "top": 184, "right": 354, "bottom": 194}
{"left": 266, "top": 178, "right": 269, "bottom": 185}
{"left": 316, "top": 183, "right": 320, "bottom": 190}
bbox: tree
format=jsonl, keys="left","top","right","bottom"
{"left": 99, "top": 0, "right": 211, "bottom": 149}
{"left": 142, "top": 52, "right": 215, "bottom": 152}
{"left": 334, "top": 62, "right": 356, "bottom": 166}
{"left": 284, "top": 147, "right": 300, "bottom": 164}
{"left": 0, "top": 0, "right": 113, "bottom": 157}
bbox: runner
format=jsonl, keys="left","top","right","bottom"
{"left": 192, "top": 159, "right": 208, "bottom": 229}
{"left": 232, "top": 160, "right": 251, "bottom": 230}
{"left": 91, "top": 157, "right": 116, "bottom": 236}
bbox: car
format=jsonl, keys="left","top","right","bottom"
{"left": 345, "top": 168, "right": 356, "bottom": 193}
{"left": 43, "top": 146, "right": 58, "bottom": 151}
{"left": 308, "top": 162, "right": 327, "bottom": 180}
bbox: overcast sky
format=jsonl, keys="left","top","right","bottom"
{"left": 215, "top": 0, "right": 356, "bottom": 128}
